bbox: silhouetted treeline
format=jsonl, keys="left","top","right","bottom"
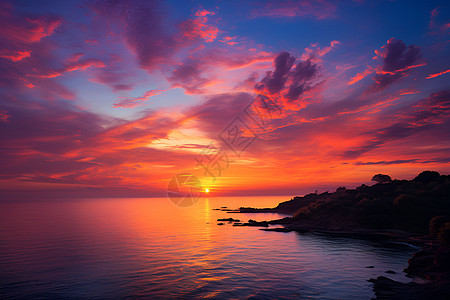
{"left": 275, "top": 171, "right": 450, "bottom": 243}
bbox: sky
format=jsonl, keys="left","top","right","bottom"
{"left": 0, "top": 0, "right": 449, "bottom": 199}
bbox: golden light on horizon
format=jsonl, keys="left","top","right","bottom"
{"left": 204, "top": 188, "right": 210, "bottom": 193}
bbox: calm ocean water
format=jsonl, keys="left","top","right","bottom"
{"left": 0, "top": 196, "right": 418, "bottom": 299}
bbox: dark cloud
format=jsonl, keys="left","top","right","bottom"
{"left": 286, "top": 59, "right": 318, "bottom": 100}
{"left": 354, "top": 159, "right": 418, "bottom": 166}
{"left": 167, "top": 60, "right": 213, "bottom": 94}
{"left": 255, "top": 52, "right": 320, "bottom": 102}
{"left": 91, "top": 0, "right": 176, "bottom": 71}
{"left": 256, "top": 52, "right": 295, "bottom": 94}
{"left": 371, "top": 38, "right": 422, "bottom": 92}
{"left": 354, "top": 158, "right": 450, "bottom": 165}
{"left": 343, "top": 90, "right": 450, "bottom": 158}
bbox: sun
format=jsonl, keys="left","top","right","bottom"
{"left": 204, "top": 188, "right": 210, "bottom": 193}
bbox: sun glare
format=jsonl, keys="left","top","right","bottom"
{"left": 204, "top": 188, "right": 210, "bottom": 193}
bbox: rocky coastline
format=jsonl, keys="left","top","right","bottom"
{"left": 215, "top": 171, "right": 450, "bottom": 298}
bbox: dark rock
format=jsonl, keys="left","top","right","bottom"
{"left": 260, "top": 228, "right": 293, "bottom": 232}
{"left": 386, "top": 270, "right": 396, "bottom": 274}
{"left": 217, "top": 223, "right": 224, "bottom": 226}
{"left": 217, "top": 218, "right": 240, "bottom": 222}
{"left": 366, "top": 266, "right": 375, "bottom": 268}
{"left": 370, "top": 276, "right": 450, "bottom": 299}
{"left": 233, "top": 220, "right": 269, "bottom": 227}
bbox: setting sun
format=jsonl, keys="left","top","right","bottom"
{"left": 204, "top": 188, "right": 210, "bottom": 193}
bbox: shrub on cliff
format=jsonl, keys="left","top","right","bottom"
{"left": 414, "top": 171, "right": 441, "bottom": 184}
{"left": 438, "top": 223, "right": 450, "bottom": 245}
{"left": 430, "top": 216, "right": 449, "bottom": 237}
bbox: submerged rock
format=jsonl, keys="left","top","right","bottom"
{"left": 233, "top": 219, "right": 269, "bottom": 227}
{"left": 217, "top": 218, "right": 240, "bottom": 222}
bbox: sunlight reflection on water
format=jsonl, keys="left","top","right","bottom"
{"left": 0, "top": 196, "right": 417, "bottom": 299}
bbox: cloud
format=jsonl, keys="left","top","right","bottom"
{"left": 286, "top": 59, "right": 319, "bottom": 101}
{"left": 342, "top": 90, "right": 450, "bottom": 158}
{"left": 0, "top": 3, "right": 61, "bottom": 65}
{"left": 183, "top": 92, "right": 253, "bottom": 138}
{"left": 256, "top": 52, "right": 296, "bottom": 95}
{"left": 29, "top": 55, "right": 105, "bottom": 78}
{"left": 255, "top": 51, "right": 321, "bottom": 103}
{"left": 195, "top": 9, "right": 215, "bottom": 17}
{"left": 370, "top": 38, "right": 423, "bottom": 92}
{"left": 0, "top": 4, "right": 78, "bottom": 98}
{"left": 0, "top": 50, "right": 31, "bottom": 62}
{"left": 348, "top": 66, "right": 373, "bottom": 85}
{"left": 0, "top": 91, "right": 188, "bottom": 189}
{"left": 0, "top": 4, "right": 61, "bottom": 45}
{"left": 168, "top": 60, "right": 214, "bottom": 94}
{"left": 0, "top": 109, "right": 11, "bottom": 122}
{"left": 91, "top": 0, "right": 177, "bottom": 71}
{"left": 220, "top": 36, "right": 238, "bottom": 46}
{"left": 301, "top": 40, "right": 340, "bottom": 62}
{"left": 166, "top": 47, "right": 274, "bottom": 94}
{"left": 354, "top": 159, "right": 418, "bottom": 165}
{"left": 113, "top": 89, "right": 168, "bottom": 108}
{"left": 180, "top": 10, "right": 219, "bottom": 43}
{"left": 251, "top": 0, "right": 337, "bottom": 19}
{"left": 426, "top": 68, "right": 450, "bottom": 79}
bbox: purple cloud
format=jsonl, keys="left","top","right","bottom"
{"left": 371, "top": 38, "right": 423, "bottom": 92}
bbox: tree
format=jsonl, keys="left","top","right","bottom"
{"left": 413, "top": 171, "right": 440, "bottom": 183}
{"left": 371, "top": 174, "right": 392, "bottom": 184}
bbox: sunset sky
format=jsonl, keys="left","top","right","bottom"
{"left": 1, "top": 0, "right": 449, "bottom": 198}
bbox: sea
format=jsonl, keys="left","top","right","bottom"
{"left": 0, "top": 196, "right": 419, "bottom": 299}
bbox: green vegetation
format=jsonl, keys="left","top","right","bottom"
{"left": 288, "top": 171, "right": 450, "bottom": 236}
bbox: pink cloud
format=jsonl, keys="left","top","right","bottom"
{"left": 348, "top": 66, "right": 373, "bottom": 85}
{"left": 220, "top": 36, "right": 238, "bottom": 46}
{"left": 426, "top": 68, "right": 450, "bottom": 79}
{"left": 0, "top": 50, "right": 31, "bottom": 62}
{"left": 0, "top": 109, "right": 11, "bottom": 122}
{"left": 113, "top": 89, "right": 168, "bottom": 108}
{"left": 195, "top": 9, "right": 215, "bottom": 17}
{"left": 180, "top": 13, "right": 219, "bottom": 43}
{"left": 166, "top": 47, "right": 274, "bottom": 94}
{"left": 251, "top": 0, "right": 337, "bottom": 20}
{"left": 429, "top": 7, "right": 440, "bottom": 29}
{"left": 29, "top": 56, "right": 105, "bottom": 78}
{"left": 91, "top": 0, "right": 178, "bottom": 71}
{"left": 301, "top": 40, "right": 340, "bottom": 62}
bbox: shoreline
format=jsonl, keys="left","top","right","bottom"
{"left": 215, "top": 209, "right": 450, "bottom": 298}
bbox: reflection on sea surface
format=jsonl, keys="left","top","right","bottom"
{"left": 0, "top": 196, "right": 417, "bottom": 299}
